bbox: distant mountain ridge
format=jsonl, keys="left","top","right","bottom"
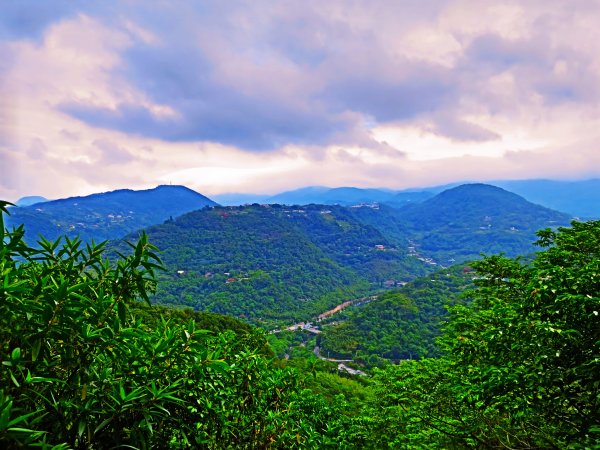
{"left": 491, "top": 179, "right": 600, "bottom": 218}
{"left": 213, "top": 178, "right": 600, "bottom": 217}
{"left": 3, "top": 182, "right": 578, "bottom": 322}
{"left": 6, "top": 185, "right": 218, "bottom": 243}
{"left": 214, "top": 186, "right": 434, "bottom": 207}
{"left": 15, "top": 196, "right": 49, "bottom": 207}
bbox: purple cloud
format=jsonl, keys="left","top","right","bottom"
{"left": 0, "top": 0, "right": 77, "bottom": 40}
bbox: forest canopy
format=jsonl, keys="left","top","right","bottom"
{"left": 1, "top": 198, "right": 598, "bottom": 449}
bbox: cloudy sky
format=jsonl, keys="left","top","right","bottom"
{"left": 1, "top": 0, "right": 600, "bottom": 201}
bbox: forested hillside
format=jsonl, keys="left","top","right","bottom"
{"left": 319, "top": 265, "right": 472, "bottom": 363}
{"left": 0, "top": 202, "right": 337, "bottom": 448}
{"left": 399, "top": 183, "right": 572, "bottom": 263}
{"left": 129, "top": 203, "right": 426, "bottom": 322}
{"left": 110, "top": 185, "right": 573, "bottom": 323}
{"left": 342, "top": 221, "right": 600, "bottom": 448}
{"left": 6, "top": 185, "right": 217, "bottom": 243}
{"left": 1, "top": 200, "right": 598, "bottom": 449}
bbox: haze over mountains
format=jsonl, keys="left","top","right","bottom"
{"left": 213, "top": 178, "right": 600, "bottom": 218}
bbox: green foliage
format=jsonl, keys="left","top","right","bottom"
{"left": 0, "top": 202, "right": 335, "bottom": 448}
{"left": 130, "top": 204, "right": 419, "bottom": 322}
{"left": 400, "top": 183, "right": 572, "bottom": 263}
{"left": 358, "top": 221, "right": 600, "bottom": 448}
{"left": 320, "top": 266, "right": 471, "bottom": 363}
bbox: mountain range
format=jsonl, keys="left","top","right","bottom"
{"left": 213, "top": 186, "right": 435, "bottom": 208}
{"left": 6, "top": 185, "right": 217, "bottom": 243}
{"left": 4, "top": 181, "right": 576, "bottom": 323}
{"left": 213, "top": 178, "right": 600, "bottom": 218}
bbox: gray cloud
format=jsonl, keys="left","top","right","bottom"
{"left": 430, "top": 114, "right": 500, "bottom": 142}
{"left": 4, "top": 0, "right": 600, "bottom": 201}
{"left": 51, "top": 1, "right": 460, "bottom": 150}
{"left": 0, "top": 0, "right": 78, "bottom": 41}
{"left": 92, "top": 139, "right": 136, "bottom": 165}
{"left": 323, "top": 71, "right": 454, "bottom": 122}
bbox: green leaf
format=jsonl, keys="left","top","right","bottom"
{"left": 77, "top": 420, "right": 86, "bottom": 438}
{"left": 118, "top": 301, "right": 126, "bottom": 326}
{"left": 31, "top": 340, "right": 41, "bottom": 362}
{"left": 94, "top": 418, "right": 112, "bottom": 435}
{"left": 11, "top": 347, "right": 21, "bottom": 361}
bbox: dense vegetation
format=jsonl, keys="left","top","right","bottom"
{"left": 343, "top": 221, "right": 600, "bottom": 448}
{"left": 7, "top": 183, "right": 576, "bottom": 329}
{"left": 130, "top": 204, "right": 426, "bottom": 322}
{"left": 3, "top": 195, "right": 598, "bottom": 449}
{"left": 319, "top": 266, "right": 472, "bottom": 363}
{"left": 0, "top": 202, "right": 336, "bottom": 449}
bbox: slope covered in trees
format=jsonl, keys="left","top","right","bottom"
{"left": 2, "top": 199, "right": 598, "bottom": 449}
{"left": 117, "top": 187, "right": 573, "bottom": 323}
{"left": 399, "top": 183, "right": 572, "bottom": 263}
{"left": 6, "top": 185, "right": 217, "bottom": 244}
{"left": 319, "top": 265, "right": 472, "bottom": 363}
{"left": 0, "top": 202, "right": 336, "bottom": 449}
{"left": 342, "top": 220, "right": 600, "bottom": 449}
{"left": 131, "top": 203, "right": 425, "bottom": 322}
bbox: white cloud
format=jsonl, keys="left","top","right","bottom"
{"left": 2, "top": 0, "right": 600, "bottom": 201}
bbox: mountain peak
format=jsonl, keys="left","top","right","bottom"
{"left": 400, "top": 183, "right": 572, "bottom": 262}
{"left": 419, "top": 183, "right": 532, "bottom": 211}
{"left": 15, "top": 196, "right": 48, "bottom": 207}
{"left": 6, "top": 185, "right": 218, "bottom": 243}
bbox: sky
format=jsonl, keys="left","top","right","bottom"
{"left": 1, "top": 0, "right": 600, "bottom": 202}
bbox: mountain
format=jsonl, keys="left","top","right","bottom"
{"left": 386, "top": 190, "right": 435, "bottom": 207}
{"left": 6, "top": 185, "right": 218, "bottom": 243}
{"left": 491, "top": 179, "right": 600, "bottom": 218}
{"left": 212, "top": 185, "right": 457, "bottom": 208}
{"left": 15, "top": 196, "right": 49, "bottom": 206}
{"left": 399, "top": 183, "right": 572, "bottom": 263}
{"left": 260, "top": 186, "right": 396, "bottom": 206}
{"left": 124, "top": 203, "right": 429, "bottom": 322}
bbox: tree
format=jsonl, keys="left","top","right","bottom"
{"left": 0, "top": 201, "right": 333, "bottom": 448}
{"left": 359, "top": 221, "right": 600, "bottom": 449}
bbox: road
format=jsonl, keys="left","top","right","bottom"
{"left": 313, "top": 345, "right": 353, "bottom": 362}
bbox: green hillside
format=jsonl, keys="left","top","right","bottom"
{"left": 134, "top": 205, "right": 365, "bottom": 321}
{"left": 399, "top": 183, "right": 572, "bottom": 263}
{"left": 125, "top": 203, "right": 433, "bottom": 322}
{"left": 319, "top": 265, "right": 472, "bottom": 364}
{"left": 2, "top": 198, "right": 598, "bottom": 449}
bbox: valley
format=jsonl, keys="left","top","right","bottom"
{"left": 7, "top": 182, "right": 573, "bottom": 333}
{"left": 2, "top": 181, "right": 598, "bottom": 449}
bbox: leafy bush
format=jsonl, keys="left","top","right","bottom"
{"left": 352, "top": 221, "right": 600, "bottom": 449}
{"left": 0, "top": 201, "right": 333, "bottom": 449}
